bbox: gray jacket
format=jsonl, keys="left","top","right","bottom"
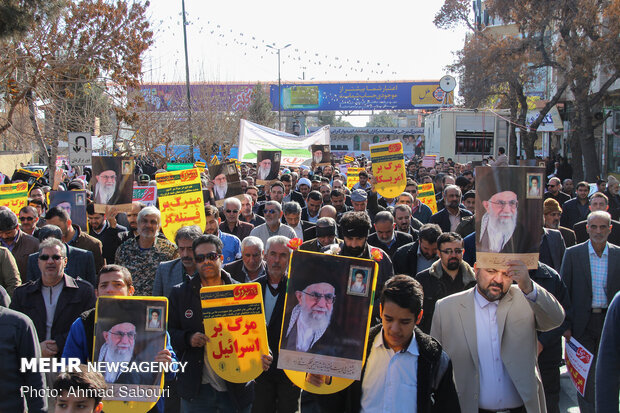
{"left": 153, "top": 258, "right": 187, "bottom": 298}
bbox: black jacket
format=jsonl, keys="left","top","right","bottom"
{"left": 414, "top": 260, "right": 476, "bottom": 334}
{"left": 573, "top": 218, "right": 620, "bottom": 246}
{"left": 560, "top": 198, "right": 590, "bottom": 229}
{"left": 10, "top": 274, "right": 96, "bottom": 357}
{"left": 168, "top": 270, "right": 254, "bottom": 409}
{"left": 316, "top": 325, "right": 461, "bottom": 413}
{"left": 256, "top": 274, "right": 287, "bottom": 369}
{"left": 531, "top": 263, "right": 571, "bottom": 368}
{"left": 89, "top": 222, "right": 127, "bottom": 265}
{"left": 428, "top": 208, "right": 473, "bottom": 233}
{"left": 367, "top": 231, "right": 413, "bottom": 258}
{"left": 392, "top": 240, "right": 421, "bottom": 277}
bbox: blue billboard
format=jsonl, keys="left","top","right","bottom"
{"left": 269, "top": 81, "right": 452, "bottom": 111}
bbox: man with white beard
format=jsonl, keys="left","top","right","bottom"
{"left": 99, "top": 321, "right": 137, "bottom": 382}
{"left": 257, "top": 158, "right": 273, "bottom": 180}
{"left": 313, "top": 149, "right": 323, "bottom": 164}
{"left": 212, "top": 173, "right": 229, "bottom": 200}
{"left": 282, "top": 279, "right": 337, "bottom": 354}
{"left": 94, "top": 169, "right": 117, "bottom": 204}
{"left": 480, "top": 190, "right": 520, "bottom": 252}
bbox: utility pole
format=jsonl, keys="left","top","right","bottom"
{"left": 181, "top": 0, "right": 194, "bottom": 162}
{"left": 266, "top": 43, "right": 291, "bottom": 131}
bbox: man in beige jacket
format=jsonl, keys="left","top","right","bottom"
{"left": 431, "top": 260, "right": 565, "bottom": 413}
{"left": 0, "top": 245, "right": 20, "bottom": 296}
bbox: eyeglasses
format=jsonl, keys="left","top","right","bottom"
{"left": 439, "top": 248, "right": 464, "bottom": 255}
{"left": 264, "top": 209, "right": 278, "bottom": 214}
{"left": 39, "top": 254, "right": 63, "bottom": 261}
{"left": 109, "top": 331, "right": 136, "bottom": 339}
{"left": 194, "top": 252, "right": 220, "bottom": 263}
{"left": 225, "top": 209, "right": 239, "bottom": 214}
{"left": 19, "top": 216, "right": 35, "bottom": 222}
{"left": 488, "top": 200, "right": 518, "bottom": 209}
{"left": 301, "top": 290, "right": 336, "bottom": 304}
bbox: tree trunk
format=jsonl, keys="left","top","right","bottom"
{"left": 25, "top": 89, "right": 49, "bottom": 165}
{"left": 577, "top": 101, "right": 601, "bottom": 181}
{"left": 569, "top": 107, "right": 584, "bottom": 182}
{"left": 508, "top": 87, "right": 518, "bottom": 164}
{"left": 524, "top": 130, "right": 537, "bottom": 159}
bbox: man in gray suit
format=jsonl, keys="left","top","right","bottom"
{"left": 153, "top": 225, "right": 203, "bottom": 298}
{"left": 561, "top": 210, "right": 620, "bottom": 413}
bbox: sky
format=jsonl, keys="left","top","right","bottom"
{"left": 143, "top": 0, "right": 469, "bottom": 125}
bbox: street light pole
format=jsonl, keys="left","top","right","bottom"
{"left": 181, "top": 0, "right": 194, "bottom": 162}
{"left": 267, "top": 43, "right": 291, "bottom": 131}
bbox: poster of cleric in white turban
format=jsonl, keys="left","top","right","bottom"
{"left": 91, "top": 156, "right": 134, "bottom": 213}
{"left": 475, "top": 166, "right": 543, "bottom": 269}
{"left": 278, "top": 250, "right": 377, "bottom": 380}
{"left": 256, "top": 150, "right": 281, "bottom": 184}
{"left": 93, "top": 297, "right": 167, "bottom": 402}
{"left": 208, "top": 162, "right": 243, "bottom": 207}
{"left": 311, "top": 144, "right": 331, "bottom": 166}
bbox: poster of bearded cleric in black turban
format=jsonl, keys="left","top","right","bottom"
{"left": 91, "top": 156, "right": 134, "bottom": 213}
{"left": 475, "top": 166, "right": 544, "bottom": 269}
{"left": 278, "top": 250, "right": 377, "bottom": 381}
{"left": 256, "top": 150, "right": 281, "bottom": 184}
{"left": 208, "top": 162, "right": 243, "bottom": 207}
{"left": 93, "top": 297, "right": 168, "bottom": 403}
{"left": 48, "top": 190, "right": 87, "bottom": 232}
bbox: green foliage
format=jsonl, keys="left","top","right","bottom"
{"left": 317, "top": 111, "right": 353, "bottom": 127}
{"left": 366, "top": 111, "right": 397, "bottom": 127}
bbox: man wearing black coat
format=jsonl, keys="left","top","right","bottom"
{"left": 168, "top": 235, "right": 267, "bottom": 412}
{"left": 87, "top": 203, "right": 127, "bottom": 264}
{"left": 428, "top": 185, "right": 473, "bottom": 232}
{"left": 572, "top": 192, "right": 620, "bottom": 246}
{"left": 560, "top": 181, "right": 591, "bottom": 229}
{"left": 10, "top": 238, "right": 95, "bottom": 358}
{"left": 392, "top": 223, "right": 442, "bottom": 277}
{"left": 367, "top": 211, "right": 413, "bottom": 258}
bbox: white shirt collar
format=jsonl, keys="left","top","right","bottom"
{"left": 474, "top": 287, "right": 499, "bottom": 309}
{"left": 375, "top": 327, "right": 419, "bottom": 356}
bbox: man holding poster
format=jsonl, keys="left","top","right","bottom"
{"left": 169, "top": 234, "right": 271, "bottom": 412}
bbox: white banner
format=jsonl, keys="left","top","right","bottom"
{"left": 238, "top": 119, "right": 330, "bottom": 167}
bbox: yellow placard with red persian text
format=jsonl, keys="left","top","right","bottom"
{"left": 369, "top": 140, "right": 406, "bottom": 198}
{"left": 417, "top": 183, "right": 438, "bottom": 214}
{"left": 0, "top": 182, "right": 28, "bottom": 214}
{"left": 201, "top": 283, "right": 269, "bottom": 383}
{"left": 346, "top": 167, "right": 364, "bottom": 190}
{"left": 155, "top": 168, "right": 206, "bottom": 241}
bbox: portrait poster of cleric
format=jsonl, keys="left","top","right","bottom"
{"left": 93, "top": 297, "right": 167, "bottom": 401}
{"left": 208, "top": 162, "right": 243, "bottom": 206}
{"left": 475, "top": 166, "right": 544, "bottom": 269}
{"left": 278, "top": 250, "right": 377, "bottom": 380}
{"left": 256, "top": 150, "right": 281, "bottom": 184}
{"left": 48, "top": 190, "right": 88, "bottom": 231}
{"left": 311, "top": 144, "right": 331, "bottom": 166}
{"left": 91, "top": 156, "right": 134, "bottom": 212}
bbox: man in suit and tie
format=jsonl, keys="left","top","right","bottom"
{"left": 561, "top": 210, "right": 620, "bottom": 413}
{"left": 153, "top": 225, "right": 203, "bottom": 298}
{"left": 431, "top": 260, "right": 565, "bottom": 413}
{"left": 429, "top": 185, "right": 473, "bottom": 233}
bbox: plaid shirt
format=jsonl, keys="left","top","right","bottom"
{"left": 588, "top": 241, "right": 609, "bottom": 308}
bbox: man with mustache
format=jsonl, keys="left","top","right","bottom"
{"left": 415, "top": 232, "right": 476, "bottom": 334}
{"left": 257, "top": 158, "right": 274, "bottom": 181}
{"left": 94, "top": 169, "right": 118, "bottom": 204}
{"left": 98, "top": 321, "right": 138, "bottom": 382}
{"left": 479, "top": 190, "right": 523, "bottom": 253}
{"left": 212, "top": 173, "right": 230, "bottom": 201}
{"left": 431, "top": 260, "right": 565, "bottom": 413}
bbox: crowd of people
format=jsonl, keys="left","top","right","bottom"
{"left": 0, "top": 150, "right": 619, "bottom": 413}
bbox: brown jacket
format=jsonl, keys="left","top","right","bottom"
{"left": 0, "top": 246, "right": 20, "bottom": 296}
{"left": 68, "top": 225, "right": 105, "bottom": 271}
{"left": 10, "top": 230, "right": 39, "bottom": 282}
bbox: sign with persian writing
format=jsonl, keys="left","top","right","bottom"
{"left": 0, "top": 182, "right": 28, "bottom": 214}
{"left": 133, "top": 186, "right": 157, "bottom": 207}
{"left": 417, "top": 183, "right": 438, "bottom": 214}
{"left": 369, "top": 140, "right": 406, "bottom": 198}
{"left": 68, "top": 132, "right": 92, "bottom": 166}
{"left": 346, "top": 167, "right": 363, "bottom": 190}
{"left": 201, "top": 283, "right": 268, "bottom": 383}
{"left": 565, "top": 337, "right": 594, "bottom": 397}
{"left": 155, "top": 168, "right": 206, "bottom": 241}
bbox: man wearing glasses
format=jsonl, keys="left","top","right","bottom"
{"left": 249, "top": 201, "right": 296, "bottom": 246}
{"left": 414, "top": 232, "right": 476, "bottom": 334}
{"left": 404, "top": 179, "right": 432, "bottom": 224}
{"left": 93, "top": 169, "right": 118, "bottom": 205}
{"left": 10, "top": 238, "right": 95, "bottom": 358}
{"left": 479, "top": 190, "right": 522, "bottom": 253}
{"left": 543, "top": 177, "right": 570, "bottom": 205}
{"left": 220, "top": 197, "right": 253, "bottom": 242}
{"left": 169, "top": 234, "right": 271, "bottom": 412}
{"left": 18, "top": 205, "right": 40, "bottom": 236}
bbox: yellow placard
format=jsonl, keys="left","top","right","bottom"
{"left": 93, "top": 296, "right": 168, "bottom": 413}
{"left": 194, "top": 161, "right": 206, "bottom": 169}
{"left": 369, "top": 140, "right": 406, "bottom": 198}
{"left": 201, "top": 283, "right": 268, "bottom": 383}
{"left": 346, "top": 167, "right": 364, "bottom": 189}
{"left": 210, "top": 155, "right": 220, "bottom": 165}
{"left": 417, "top": 183, "right": 438, "bottom": 214}
{"left": 411, "top": 85, "right": 453, "bottom": 106}
{"left": 343, "top": 155, "right": 355, "bottom": 164}
{"left": 155, "top": 168, "right": 206, "bottom": 241}
{"left": 0, "top": 181, "right": 28, "bottom": 214}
